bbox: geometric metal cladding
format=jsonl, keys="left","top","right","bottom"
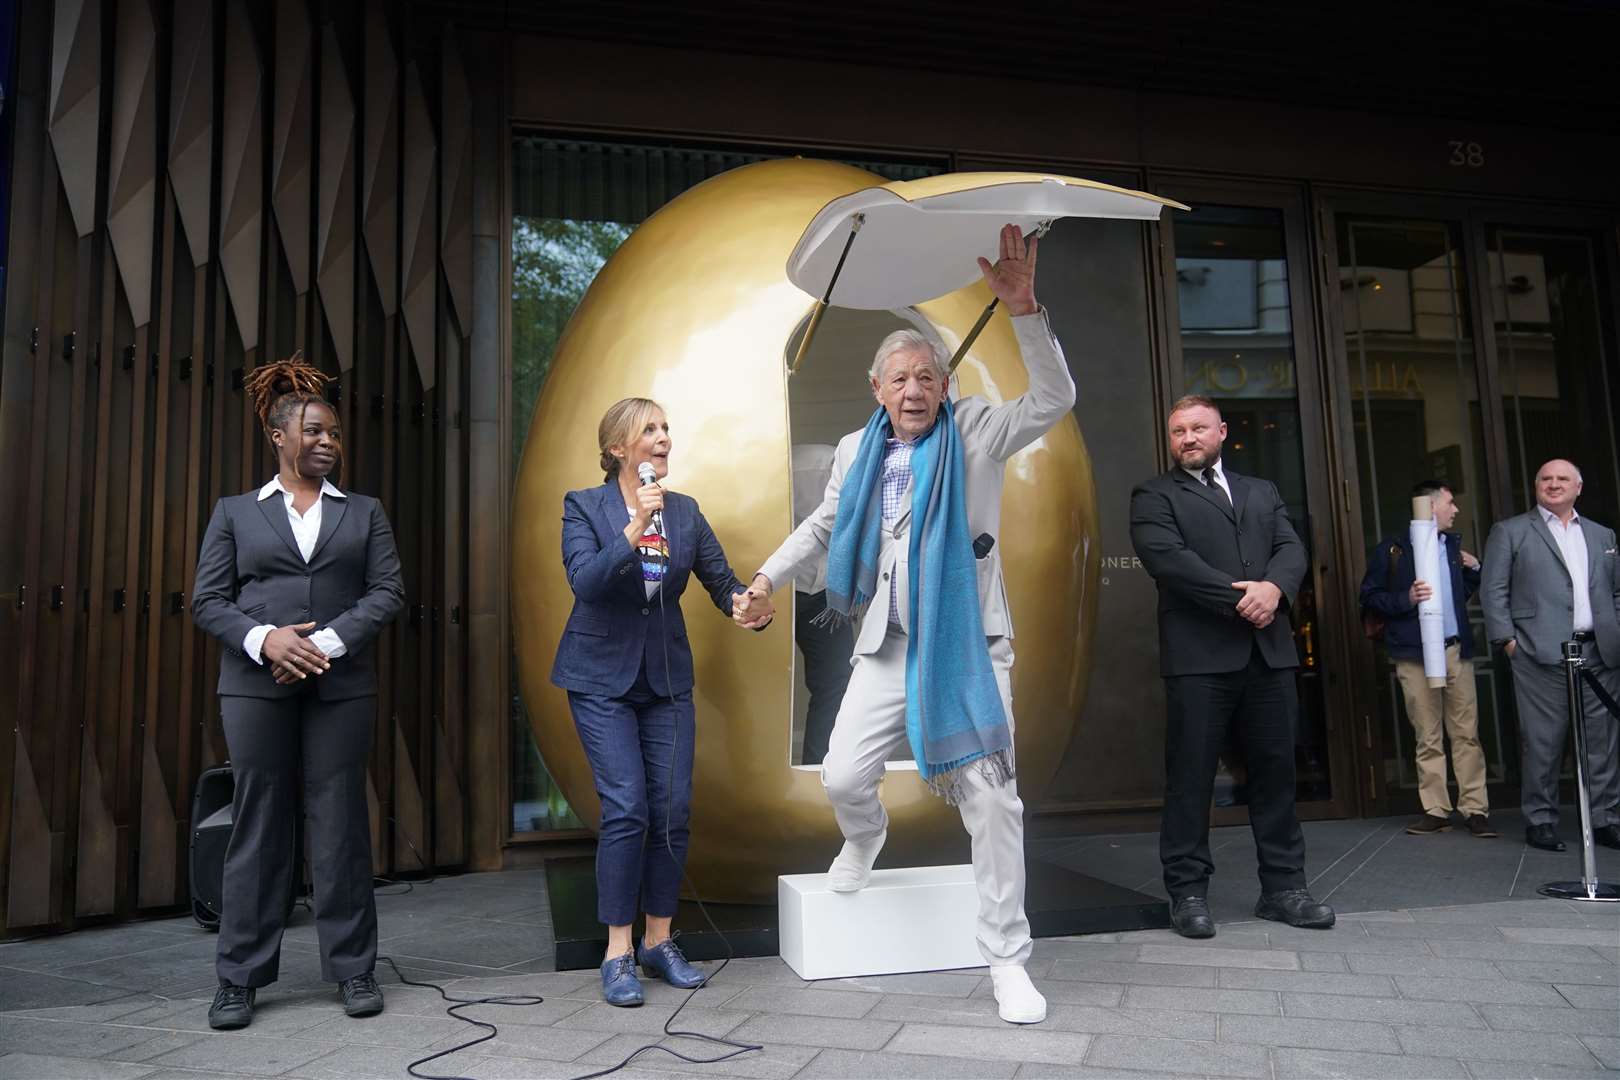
{"left": 219, "top": 0, "right": 265, "bottom": 351}
{"left": 272, "top": 0, "right": 315, "bottom": 297}
{"left": 318, "top": 23, "right": 359, "bottom": 370}
{"left": 400, "top": 62, "right": 438, "bottom": 389}
{"left": 106, "top": 0, "right": 159, "bottom": 324}
{"left": 168, "top": 0, "right": 215, "bottom": 268}
{"left": 48, "top": 0, "right": 102, "bottom": 239}
{"left": 1, "top": 0, "right": 485, "bottom": 936}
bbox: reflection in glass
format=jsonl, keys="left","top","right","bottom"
{"left": 507, "top": 137, "right": 942, "bottom": 831}
{"left": 1337, "top": 217, "right": 1504, "bottom": 797}
{"left": 1175, "top": 205, "right": 1331, "bottom": 803}
{"left": 1489, "top": 229, "right": 1619, "bottom": 527}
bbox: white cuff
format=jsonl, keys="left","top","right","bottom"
{"left": 310, "top": 627, "right": 347, "bottom": 659}
{"left": 244, "top": 624, "right": 276, "bottom": 665}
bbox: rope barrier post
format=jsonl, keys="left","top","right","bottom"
{"left": 1537, "top": 640, "right": 1620, "bottom": 903}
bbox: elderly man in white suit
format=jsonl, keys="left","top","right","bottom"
{"left": 735, "top": 224, "right": 1073, "bottom": 1024}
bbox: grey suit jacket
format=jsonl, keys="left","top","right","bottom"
{"left": 1481, "top": 508, "right": 1620, "bottom": 668}
{"left": 192, "top": 488, "right": 406, "bottom": 699}
{"left": 758, "top": 309, "right": 1073, "bottom": 657}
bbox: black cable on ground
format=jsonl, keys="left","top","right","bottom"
{"left": 378, "top": 505, "right": 762, "bottom": 1079}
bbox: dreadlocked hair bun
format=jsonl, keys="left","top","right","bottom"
{"left": 244, "top": 353, "right": 334, "bottom": 437}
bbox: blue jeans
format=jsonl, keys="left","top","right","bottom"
{"left": 568, "top": 663, "right": 695, "bottom": 926}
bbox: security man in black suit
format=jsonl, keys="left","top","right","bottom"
{"left": 1129, "top": 394, "right": 1334, "bottom": 939}
{"left": 192, "top": 359, "right": 405, "bottom": 1030}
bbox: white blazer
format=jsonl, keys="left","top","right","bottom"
{"left": 759, "top": 310, "right": 1074, "bottom": 657}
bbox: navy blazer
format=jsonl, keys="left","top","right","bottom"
{"left": 192, "top": 488, "right": 406, "bottom": 700}
{"left": 1129, "top": 466, "right": 1309, "bottom": 677}
{"left": 1359, "top": 530, "right": 1480, "bottom": 661}
{"left": 550, "top": 481, "right": 747, "bottom": 698}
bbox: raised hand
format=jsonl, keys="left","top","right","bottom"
{"left": 975, "top": 223, "right": 1039, "bottom": 317}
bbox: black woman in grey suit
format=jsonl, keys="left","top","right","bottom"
{"left": 191, "top": 359, "right": 405, "bottom": 1030}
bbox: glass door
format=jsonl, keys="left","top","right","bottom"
{"left": 1320, "top": 192, "right": 1620, "bottom": 819}
{"left": 1153, "top": 177, "right": 1355, "bottom": 821}
{"left": 1324, "top": 209, "right": 1505, "bottom": 816}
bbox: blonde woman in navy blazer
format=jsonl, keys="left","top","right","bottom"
{"left": 192, "top": 359, "right": 404, "bottom": 1031}
{"left": 551, "top": 396, "right": 770, "bottom": 1006}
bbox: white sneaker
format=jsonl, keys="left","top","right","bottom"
{"left": 826, "top": 830, "right": 886, "bottom": 893}
{"left": 990, "top": 965, "right": 1047, "bottom": 1024}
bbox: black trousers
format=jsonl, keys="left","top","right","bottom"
{"left": 216, "top": 692, "right": 377, "bottom": 988}
{"left": 795, "top": 589, "right": 855, "bottom": 766}
{"left": 1161, "top": 645, "right": 1308, "bottom": 901}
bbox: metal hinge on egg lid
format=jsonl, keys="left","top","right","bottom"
{"left": 785, "top": 173, "right": 1189, "bottom": 373}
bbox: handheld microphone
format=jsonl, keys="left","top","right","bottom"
{"left": 636, "top": 461, "right": 666, "bottom": 538}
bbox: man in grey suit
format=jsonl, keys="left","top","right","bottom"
{"left": 1482, "top": 458, "right": 1620, "bottom": 852}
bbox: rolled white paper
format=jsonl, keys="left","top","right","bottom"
{"left": 1410, "top": 496, "right": 1447, "bottom": 688}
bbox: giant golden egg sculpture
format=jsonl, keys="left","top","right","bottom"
{"left": 512, "top": 158, "right": 1102, "bottom": 901}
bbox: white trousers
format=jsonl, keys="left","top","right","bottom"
{"left": 821, "top": 624, "right": 1034, "bottom": 967}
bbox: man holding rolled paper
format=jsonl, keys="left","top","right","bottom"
{"left": 1360, "top": 481, "right": 1492, "bottom": 838}
{"left": 1482, "top": 459, "right": 1620, "bottom": 853}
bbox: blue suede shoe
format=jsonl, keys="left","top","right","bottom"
{"left": 637, "top": 937, "right": 707, "bottom": 989}
{"left": 600, "top": 952, "right": 644, "bottom": 1007}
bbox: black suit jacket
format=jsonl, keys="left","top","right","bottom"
{"left": 192, "top": 487, "right": 406, "bottom": 700}
{"left": 1129, "top": 466, "right": 1308, "bottom": 677}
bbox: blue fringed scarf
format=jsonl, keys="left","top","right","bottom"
{"left": 822, "top": 402, "right": 1014, "bottom": 802}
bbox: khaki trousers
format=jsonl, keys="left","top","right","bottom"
{"left": 1394, "top": 643, "right": 1489, "bottom": 817}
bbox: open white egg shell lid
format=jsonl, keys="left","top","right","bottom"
{"left": 787, "top": 172, "right": 1190, "bottom": 311}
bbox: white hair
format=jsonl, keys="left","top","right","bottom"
{"left": 868, "top": 329, "right": 948, "bottom": 382}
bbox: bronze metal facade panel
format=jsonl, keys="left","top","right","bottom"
{"left": 1, "top": 0, "right": 482, "bottom": 936}
{"left": 317, "top": 24, "right": 358, "bottom": 371}
{"left": 399, "top": 63, "right": 436, "bottom": 389}
{"left": 167, "top": 0, "right": 213, "bottom": 268}
{"left": 362, "top": 0, "right": 399, "bottom": 316}
{"left": 46, "top": 0, "right": 99, "bottom": 238}
{"left": 271, "top": 0, "right": 315, "bottom": 298}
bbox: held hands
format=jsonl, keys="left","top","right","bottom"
{"left": 975, "top": 223, "right": 1039, "bottom": 317}
{"left": 1461, "top": 550, "right": 1480, "bottom": 571}
{"left": 623, "top": 481, "right": 664, "bottom": 545}
{"left": 1231, "top": 580, "right": 1282, "bottom": 629}
{"left": 732, "top": 574, "right": 774, "bottom": 629}
{"left": 263, "top": 622, "right": 329, "bottom": 682}
{"left": 1409, "top": 579, "right": 1434, "bottom": 606}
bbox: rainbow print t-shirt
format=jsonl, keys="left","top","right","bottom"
{"left": 632, "top": 516, "right": 668, "bottom": 599}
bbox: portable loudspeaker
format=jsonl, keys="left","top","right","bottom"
{"left": 188, "top": 765, "right": 304, "bottom": 930}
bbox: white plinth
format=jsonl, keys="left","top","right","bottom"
{"left": 778, "top": 864, "right": 982, "bottom": 980}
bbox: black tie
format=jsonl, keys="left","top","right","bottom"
{"left": 1202, "top": 467, "right": 1231, "bottom": 507}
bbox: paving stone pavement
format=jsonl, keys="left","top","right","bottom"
{"left": 2, "top": 815, "right": 1617, "bottom": 1079}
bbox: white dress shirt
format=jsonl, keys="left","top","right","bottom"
{"left": 1183, "top": 457, "right": 1233, "bottom": 504}
{"left": 243, "top": 477, "right": 349, "bottom": 665}
{"left": 1540, "top": 503, "right": 1593, "bottom": 632}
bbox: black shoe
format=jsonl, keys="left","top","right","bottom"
{"left": 1254, "top": 889, "right": 1335, "bottom": 929}
{"left": 208, "top": 982, "right": 255, "bottom": 1030}
{"left": 1406, "top": 813, "right": 1451, "bottom": 835}
{"left": 1466, "top": 815, "right": 1498, "bottom": 839}
{"left": 1169, "top": 896, "right": 1215, "bottom": 939}
{"left": 339, "top": 971, "right": 385, "bottom": 1017}
{"left": 1526, "top": 824, "right": 1566, "bottom": 852}
{"left": 1593, "top": 824, "right": 1620, "bottom": 850}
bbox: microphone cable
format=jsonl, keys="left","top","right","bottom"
{"left": 569, "top": 485, "right": 761, "bottom": 1079}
